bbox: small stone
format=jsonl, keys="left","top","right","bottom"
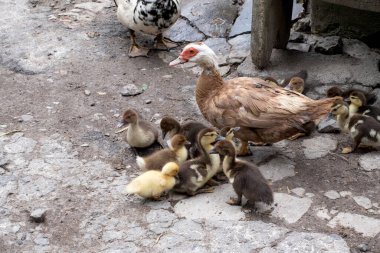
{"left": 293, "top": 16, "right": 311, "bottom": 32}
{"left": 291, "top": 188, "right": 305, "bottom": 197}
{"left": 86, "top": 31, "right": 99, "bottom": 38}
{"left": 315, "top": 36, "right": 343, "bottom": 55}
{"left": 145, "top": 100, "right": 152, "bottom": 104}
{"left": 20, "top": 114, "right": 34, "bottom": 122}
{"left": 305, "top": 193, "right": 315, "bottom": 198}
{"left": 162, "top": 74, "right": 172, "bottom": 79}
{"left": 315, "top": 207, "right": 331, "bottom": 220}
{"left": 358, "top": 152, "right": 380, "bottom": 171}
{"left": 84, "top": 89, "right": 91, "bottom": 96}
{"left": 302, "top": 136, "right": 337, "bottom": 159}
{"left": 30, "top": 209, "right": 47, "bottom": 223}
{"left": 317, "top": 117, "right": 341, "bottom": 133}
{"left": 120, "top": 84, "right": 143, "bottom": 96}
{"left": 358, "top": 243, "right": 368, "bottom": 252}
{"left": 340, "top": 191, "right": 352, "bottom": 197}
{"left": 80, "top": 143, "right": 89, "bottom": 147}
{"left": 353, "top": 196, "right": 372, "bottom": 210}
{"left": 328, "top": 212, "right": 380, "bottom": 237}
{"left": 34, "top": 236, "right": 49, "bottom": 246}
{"left": 272, "top": 193, "right": 312, "bottom": 224}
{"left": 324, "top": 190, "right": 341, "bottom": 200}
{"left": 286, "top": 42, "right": 310, "bottom": 53}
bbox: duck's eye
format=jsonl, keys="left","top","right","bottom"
{"left": 189, "top": 50, "right": 194, "bottom": 54}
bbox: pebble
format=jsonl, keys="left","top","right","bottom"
{"left": 339, "top": 191, "right": 352, "bottom": 197}
{"left": 353, "top": 196, "right": 372, "bottom": 210}
{"left": 34, "top": 236, "right": 49, "bottom": 246}
{"left": 324, "top": 190, "right": 341, "bottom": 200}
{"left": 20, "top": 115, "right": 34, "bottom": 122}
{"left": 291, "top": 188, "right": 305, "bottom": 197}
{"left": 145, "top": 100, "right": 152, "bottom": 104}
{"left": 315, "top": 36, "right": 343, "bottom": 55}
{"left": 30, "top": 209, "right": 47, "bottom": 223}
{"left": 120, "top": 84, "right": 144, "bottom": 96}
{"left": 162, "top": 74, "right": 172, "bottom": 79}
{"left": 84, "top": 89, "right": 91, "bottom": 96}
{"left": 357, "top": 243, "right": 368, "bottom": 252}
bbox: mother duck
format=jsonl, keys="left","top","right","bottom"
{"left": 169, "top": 42, "right": 343, "bottom": 155}
{"left": 114, "top": 0, "right": 180, "bottom": 57}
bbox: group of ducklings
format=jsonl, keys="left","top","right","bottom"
{"left": 326, "top": 87, "right": 380, "bottom": 153}
{"left": 122, "top": 109, "right": 273, "bottom": 207}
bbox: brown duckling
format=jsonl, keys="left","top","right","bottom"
{"left": 283, "top": 70, "right": 307, "bottom": 94}
{"left": 349, "top": 91, "right": 380, "bottom": 122}
{"left": 220, "top": 126, "right": 241, "bottom": 150}
{"left": 136, "top": 134, "right": 190, "bottom": 171}
{"left": 342, "top": 114, "right": 380, "bottom": 154}
{"left": 326, "top": 86, "right": 343, "bottom": 98}
{"left": 126, "top": 162, "right": 179, "bottom": 200}
{"left": 120, "top": 109, "right": 159, "bottom": 148}
{"left": 173, "top": 128, "right": 222, "bottom": 196}
{"left": 210, "top": 140, "right": 273, "bottom": 206}
{"left": 326, "top": 87, "right": 377, "bottom": 105}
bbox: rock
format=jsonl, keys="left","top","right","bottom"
{"left": 181, "top": 0, "right": 239, "bottom": 37}
{"left": 289, "top": 32, "right": 304, "bottom": 43}
{"left": 324, "top": 190, "right": 341, "bottom": 200}
{"left": 248, "top": 146, "right": 278, "bottom": 165}
{"left": 229, "top": 0, "right": 252, "bottom": 38}
{"left": 258, "top": 156, "right": 295, "bottom": 182}
{"left": 164, "top": 18, "right": 205, "bottom": 42}
{"left": 358, "top": 243, "right": 369, "bottom": 252}
{"left": 162, "top": 74, "right": 172, "bottom": 79}
{"left": 272, "top": 193, "right": 313, "bottom": 224}
{"left": 315, "top": 36, "right": 343, "bottom": 55}
{"left": 305, "top": 193, "right": 315, "bottom": 198}
{"left": 293, "top": 16, "right": 311, "bottom": 32}
{"left": 34, "top": 235, "right": 49, "bottom": 246}
{"left": 358, "top": 152, "right": 380, "bottom": 171}
{"left": 204, "top": 38, "right": 231, "bottom": 60}
{"left": 262, "top": 232, "right": 349, "bottom": 253}
{"left": 302, "top": 136, "right": 337, "bottom": 159}
{"left": 291, "top": 187, "right": 305, "bottom": 197}
{"left": 120, "top": 84, "right": 144, "bottom": 96}
{"left": 145, "top": 100, "right": 152, "bottom": 104}
{"left": 30, "top": 208, "right": 47, "bottom": 223}
{"left": 342, "top": 39, "right": 372, "bottom": 59}
{"left": 174, "top": 184, "right": 245, "bottom": 220}
{"left": 315, "top": 207, "right": 331, "bottom": 220}
{"left": 353, "top": 196, "right": 372, "bottom": 210}
{"left": 286, "top": 42, "right": 311, "bottom": 53}
{"left": 84, "top": 89, "right": 91, "bottom": 96}
{"left": 20, "top": 114, "right": 34, "bottom": 122}
{"left": 328, "top": 212, "right": 380, "bottom": 237}
{"left": 317, "top": 117, "right": 341, "bottom": 133}
{"left": 228, "top": 34, "right": 250, "bottom": 63}
{"left": 4, "top": 137, "right": 37, "bottom": 154}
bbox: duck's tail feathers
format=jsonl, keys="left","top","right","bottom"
{"left": 311, "top": 96, "right": 343, "bottom": 123}
{"left": 136, "top": 156, "right": 146, "bottom": 170}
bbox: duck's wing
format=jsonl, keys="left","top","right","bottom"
{"left": 207, "top": 77, "right": 318, "bottom": 129}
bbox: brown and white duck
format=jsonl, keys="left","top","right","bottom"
{"left": 120, "top": 109, "right": 159, "bottom": 148}
{"left": 114, "top": 0, "right": 180, "bottom": 57}
{"left": 136, "top": 134, "right": 189, "bottom": 170}
{"left": 169, "top": 42, "right": 342, "bottom": 155}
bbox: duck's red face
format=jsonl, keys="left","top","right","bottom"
{"left": 169, "top": 45, "right": 200, "bottom": 66}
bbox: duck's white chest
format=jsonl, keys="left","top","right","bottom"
{"left": 117, "top": 0, "right": 180, "bottom": 35}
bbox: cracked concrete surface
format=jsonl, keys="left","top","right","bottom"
{"left": 1, "top": 0, "right": 380, "bottom": 252}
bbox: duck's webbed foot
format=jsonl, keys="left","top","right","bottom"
{"left": 226, "top": 197, "right": 242, "bottom": 206}
{"left": 155, "top": 34, "right": 178, "bottom": 50}
{"left": 128, "top": 29, "right": 149, "bottom": 58}
{"left": 341, "top": 147, "right": 353, "bottom": 154}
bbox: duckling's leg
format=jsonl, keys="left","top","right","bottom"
{"left": 206, "top": 178, "right": 220, "bottom": 186}
{"left": 226, "top": 195, "right": 242, "bottom": 206}
{"left": 128, "top": 29, "right": 149, "bottom": 58}
{"left": 154, "top": 33, "right": 178, "bottom": 50}
{"left": 342, "top": 134, "right": 363, "bottom": 154}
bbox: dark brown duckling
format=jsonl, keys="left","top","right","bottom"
{"left": 283, "top": 70, "right": 307, "bottom": 94}
{"left": 349, "top": 91, "right": 380, "bottom": 123}
{"left": 120, "top": 109, "right": 159, "bottom": 148}
{"left": 173, "top": 128, "right": 222, "bottom": 196}
{"left": 342, "top": 114, "right": 380, "bottom": 154}
{"left": 136, "top": 134, "right": 190, "bottom": 171}
{"left": 326, "top": 87, "right": 377, "bottom": 105}
{"left": 326, "top": 86, "right": 343, "bottom": 98}
{"left": 210, "top": 140, "right": 273, "bottom": 206}
{"left": 160, "top": 116, "right": 207, "bottom": 143}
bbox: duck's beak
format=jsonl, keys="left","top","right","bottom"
{"left": 232, "top": 127, "right": 240, "bottom": 132}
{"left": 215, "top": 135, "right": 225, "bottom": 141}
{"left": 117, "top": 120, "right": 127, "bottom": 128}
{"left": 169, "top": 56, "right": 187, "bottom": 66}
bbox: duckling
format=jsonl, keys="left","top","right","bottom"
{"left": 326, "top": 86, "right": 343, "bottom": 98}
{"left": 349, "top": 91, "right": 380, "bottom": 122}
{"left": 209, "top": 140, "right": 273, "bottom": 206}
{"left": 283, "top": 70, "right": 307, "bottom": 94}
{"left": 114, "top": 0, "right": 181, "bottom": 57}
{"left": 160, "top": 116, "right": 207, "bottom": 144}
{"left": 329, "top": 100, "right": 350, "bottom": 133}
{"left": 126, "top": 162, "right": 179, "bottom": 200}
{"left": 173, "top": 128, "right": 222, "bottom": 196}
{"left": 220, "top": 126, "right": 241, "bottom": 150}
{"left": 326, "top": 87, "right": 377, "bottom": 105}
{"left": 263, "top": 76, "right": 280, "bottom": 87}
{"left": 342, "top": 114, "right": 380, "bottom": 154}
{"left": 120, "top": 109, "right": 159, "bottom": 148}
{"left": 136, "top": 134, "right": 190, "bottom": 170}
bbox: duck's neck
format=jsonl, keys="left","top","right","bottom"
{"left": 195, "top": 57, "right": 223, "bottom": 110}
{"left": 222, "top": 155, "right": 236, "bottom": 181}
{"left": 349, "top": 103, "right": 359, "bottom": 114}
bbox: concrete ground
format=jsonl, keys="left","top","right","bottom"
{"left": 0, "top": 0, "right": 379, "bottom": 252}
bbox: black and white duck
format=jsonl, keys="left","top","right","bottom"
{"left": 114, "top": 0, "right": 181, "bottom": 57}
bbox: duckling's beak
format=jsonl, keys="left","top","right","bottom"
{"left": 117, "top": 120, "right": 127, "bottom": 128}
{"left": 232, "top": 127, "right": 240, "bottom": 132}
{"left": 215, "top": 135, "right": 225, "bottom": 141}
{"left": 169, "top": 56, "right": 188, "bottom": 66}
{"left": 185, "top": 140, "right": 191, "bottom": 145}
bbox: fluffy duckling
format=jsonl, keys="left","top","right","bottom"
{"left": 329, "top": 100, "right": 350, "bottom": 133}
{"left": 326, "top": 87, "right": 377, "bottom": 105}
{"left": 120, "top": 109, "right": 159, "bottom": 148}
{"left": 349, "top": 91, "right": 380, "bottom": 122}
{"left": 126, "top": 162, "right": 179, "bottom": 200}
{"left": 136, "top": 134, "right": 190, "bottom": 170}
{"left": 210, "top": 140, "right": 273, "bottom": 206}
{"left": 283, "top": 70, "right": 307, "bottom": 94}
{"left": 220, "top": 127, "right": 241, "bottom": 150}
{"left": 173, "top": 128, "right": 222, "bottom": 195}
{"left": 114, "top": 0, "right": 180, "bottom": 57}
{"left": 342, "top": 114, "right": 380, "bottom": 154}
{"left": 160, "top": 116, "right": 207, "bottom": 144}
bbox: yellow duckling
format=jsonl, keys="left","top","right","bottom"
{"left": 126, "top": 162, "right": 179, "bottom": 200}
